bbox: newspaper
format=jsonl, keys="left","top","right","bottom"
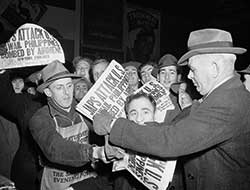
{"left": 76, "top": 60, "right": 129, "bottom": 120}
{"left": 133, "top": 80, "right": 175, "bottom": 122}
{"left": 76, "top": 60, "right": 177, "bottom": 190}
{"left": 0, "top": 23, "right": 65, "bottom": 69}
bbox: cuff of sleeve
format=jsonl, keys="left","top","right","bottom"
{"left": 109, "top": 118, "right": 126, "bottom": 147}
{"left": 87, "top": 144, "right": 96, "bottom": 163}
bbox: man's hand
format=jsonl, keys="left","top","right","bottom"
{"left": 104, "top": 135, "right": 124, "bottom": 161}
{"left": 93, "top": 110, "right": 114, "bottom": 135}
{"left": 179, "top": 91, "right": 192, "bottom": 110}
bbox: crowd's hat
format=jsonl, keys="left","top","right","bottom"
{"left": 37, "top": 60, "right": 80, "bottom": 93}
{"left": 178, "top": 28, "right": 247, "bottom": 65}
{"left": 122, "top": 61, "right": 141, "bottom": 70}
{"left": 158, "top": 54, "right": 177, "bottom": 69}
{"left": 238, "top": 64, "right": 250, "bottom": 75}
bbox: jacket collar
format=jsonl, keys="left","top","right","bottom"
{"left": 48, "top": 98, "right": 78, "bottom": 119}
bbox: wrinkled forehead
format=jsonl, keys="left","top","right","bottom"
{"left": 188, "top": 54, "right": 209, "bottom": 68}
{"left": 125, "top": 65, "right": 138, "bottom": 72}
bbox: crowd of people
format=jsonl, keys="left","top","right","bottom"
{"left": 0, "top": 27, "right": 249, "bottom": 190}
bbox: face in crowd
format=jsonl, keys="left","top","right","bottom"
{"left": 125, "top": 65, "right": 139, "bottom": 86}
{"left": 126, "top": 94, "right": 156, "bottom": 125}
{"left": 92, "top": 59, "right": 109, "bottom": 82}
{"left": 140, "top": 64, "right": 154, "bottom": 84}
{"left": 45, "top": 77, "right": 74, "bottom": 110}
{"left": 158, "top": 65, "right": 178, "bottom": 90}
{"left": 74, "top": 59, "right": 91, "bottom": 81}
{"left": 11, "top": 77, "right": 25, "bottom": 94}
{"left": 74, "top": 79, "right": 89, "bottom": 102}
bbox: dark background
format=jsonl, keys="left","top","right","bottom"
{"left": 1, "top": 0, "right": 250, "bottom": 75}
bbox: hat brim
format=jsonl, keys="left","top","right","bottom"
{"left": 37, "top": 74, "right": 81, "bottom": 93}
{"left": 178, "top": 47, "right": 247, "bottom": 65}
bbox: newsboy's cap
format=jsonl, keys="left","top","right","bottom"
{"left": 37, "top": 60, "right": 81, "bottom": 93}
{"left": 158, "top": 54, "right": 177, "bottom": 69}
{"left": 178, "top": 28, "right": 247, "bottom": 65}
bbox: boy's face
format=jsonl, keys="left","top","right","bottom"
{"left": 92, "top": 62, "right": 108, "bottom": 82}
{"left": 140, "top": 64, "right": 154, "bottom": 84}
{"left": 125, "top": 66, "right": 139, "bottom": 86}
{"left": 74, "top": 81, "right": 89, "bottom": 102}
{"left": 11, "top": 78, "right": 24, "bottom": 94}
{"left": 158, "top": 65, "right": 178, "bottom": 90}
{"left": 127, "top": 96, "right": 155, "bottom": 125}
{"left": 75, "top": 61, "right": 90, "bottom": 80}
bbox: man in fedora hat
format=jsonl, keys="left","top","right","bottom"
{"left": 29, "top": 60, "right": 112, "bottom": 190}
{"left": 92, "top": 28, "right": 250, "bottom": 190}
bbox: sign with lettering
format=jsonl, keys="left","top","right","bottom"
{"left": 0, "top": 23, "right": 65, "bottom": 69}
{"left": 127, "top": 153, "right": 176, "bottom": 190}
{"left": 76, "top": 60, "right": 129, "bottom": 120}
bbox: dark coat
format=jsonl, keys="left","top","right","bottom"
{"left": 109, "top": 74, "right": 250, "bottom": 190}
{"left": 0, "top": 71, "right": 43, "bottom": 190}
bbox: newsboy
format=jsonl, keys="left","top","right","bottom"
{"left": 93, "top": 29, "right": 250, "bottom": 190}
{"left": 29, "top": 60, "right": 107, "bottom": 190}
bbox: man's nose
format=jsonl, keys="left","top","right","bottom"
{"left": 164, "top": 73, "right": 170, "bottom": 80}
{"left": 188, "top": 71, "right": 193, "bottom": 79}
{"left": 136, "top": 113, "right": 144, "bottom": 125}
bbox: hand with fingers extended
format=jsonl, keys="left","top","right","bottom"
{"left": 93, "top": 110, "right": 115, "bottom": 136}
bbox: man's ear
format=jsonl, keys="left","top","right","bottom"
{"left": 44, "top": 88, "right": 52, "bottom": 97}
{"left": 211, "top": 61, "right": 219, "bottom": 78}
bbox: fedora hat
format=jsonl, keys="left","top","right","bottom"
{"left": 158, "top": 54, "right": 177, "bottom": 68}
{"left": 37, "top": 60, "right": 81, "bottom": 93}
{"left": 178, "top": 28, "right": 247, "bottom": 65}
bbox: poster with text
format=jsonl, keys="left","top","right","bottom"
{"left": 0, "top": 23, "right": 65, "bottom": 69}
{"left": 124, "top": 4, "right": 161, "bottom": 63}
